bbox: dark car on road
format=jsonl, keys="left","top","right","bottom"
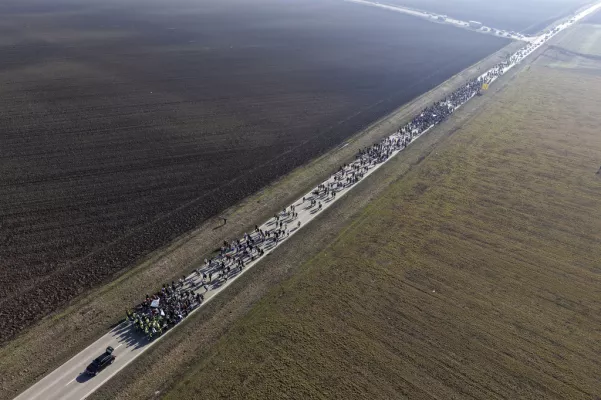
{"left": 85, "top": 346, "right": 116, "bottom": 376}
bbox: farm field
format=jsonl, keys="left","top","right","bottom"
{"left": 385, "top": 0, "right": 590, "bottom": 33}
{"left": 0, "top": 0, "right": 509, "bottom": 342}
{"left": 158, "top": 23, "right": 601, "bottom": 400}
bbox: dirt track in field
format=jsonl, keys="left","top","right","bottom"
{"left": 0, "top": 0, "right": 510, "bottom": 342}
{"left": 385, "top": 0, "right": 591, "bottom": 33}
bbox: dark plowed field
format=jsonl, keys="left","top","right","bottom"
{"left": 0, "top": 0, "right": 508, "bottom": 343}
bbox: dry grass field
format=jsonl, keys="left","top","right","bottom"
{"left": 161, "top": 24, "right": 601, "bottom": 400}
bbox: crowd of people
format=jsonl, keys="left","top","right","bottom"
{"left": 125, "top": 40, "right": 538, "bottom": 341}
{"left": 127, "top": 278, "right": 204, "bottom": 339}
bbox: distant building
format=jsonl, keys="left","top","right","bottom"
{"left": 469, "top": 20, "right": 483, "bottom": 29}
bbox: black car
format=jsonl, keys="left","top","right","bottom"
{"left": 85, "top": 346, "right": 116, "bottom": 376}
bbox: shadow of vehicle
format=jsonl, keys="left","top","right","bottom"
{"left": 76, "top": 373, "right": 94, "bottom": 383}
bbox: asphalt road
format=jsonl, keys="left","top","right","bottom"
{"left": 12, "top": 2, "right": 601, "bottom": 399}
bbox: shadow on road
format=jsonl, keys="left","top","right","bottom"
{"left": 76, "top": 373, "right": 93, "bottom": 384}
{"left": 115, "top": 326, "right": 150, "bottom": 350}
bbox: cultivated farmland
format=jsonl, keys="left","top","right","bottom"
{"left": 0, "top": 0, "right": 509, "bottom": 342}
{"left": 159, "top": 23, "right": 601, "bottom": 400}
